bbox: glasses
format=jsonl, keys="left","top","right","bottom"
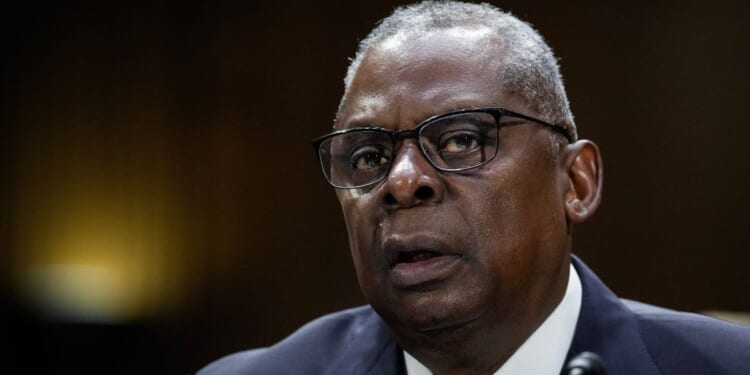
{"left": 312, "top": 107, "right": 571, "bottom": 189}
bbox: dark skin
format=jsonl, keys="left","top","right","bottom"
{"left": 335, "top": 27, "right": 602, "bottom": 375}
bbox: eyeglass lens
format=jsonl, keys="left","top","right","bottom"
{"left": 318, "top": 112, "right": 499, "bottom": 188}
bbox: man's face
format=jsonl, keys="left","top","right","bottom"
{"left": 335, "top": 28, "right": 572, "bottom": 344}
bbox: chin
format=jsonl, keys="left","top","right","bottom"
{"left": 375, "top": 287, "right": 485, "bottom": 335}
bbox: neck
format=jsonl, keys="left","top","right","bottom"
{"left": 397, "top": 310, "right": 532, "bottom": 374}
{"left": 394, "top": 267, "right": 569, "bottom": 374}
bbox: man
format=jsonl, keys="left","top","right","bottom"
{"left": 199, "top": 1, "right": 750, "bottom": 374}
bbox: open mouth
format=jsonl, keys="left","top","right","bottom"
{"left": 388, "top": 249, "right": 462, "bottom": 288}
{"left": 381, "top": 234, "right": 463, "bottom": 287}
{"left": 396, "top": 250, "right": 443, "bottom": 264}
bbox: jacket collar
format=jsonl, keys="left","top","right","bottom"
{"left": 326, "top": 307, "right": 405, "bottom": 375}
{"left": 330, "top": 256, "right": 662, "bottom": 375}
{"left": 565, "top": 255, "right": 662, "bottom": 375}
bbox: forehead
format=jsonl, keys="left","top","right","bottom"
{"left": 337, "top": 27, "right": 523, "bottom": 130}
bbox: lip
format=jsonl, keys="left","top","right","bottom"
{"left": 382, "top": 234, "right": 464, "bottom": 288}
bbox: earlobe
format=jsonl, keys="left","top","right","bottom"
{"left": 562, "top": 140, "right": 603, "bottom": 223}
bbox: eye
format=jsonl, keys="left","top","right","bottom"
{"left": 439, "top": 131, "right": 483, "bottom": 154}
{"left": 350, "top": 146, "right": 390, "bottom": 171}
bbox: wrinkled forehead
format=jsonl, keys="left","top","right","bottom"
{"left": 355, "top": 26, "right": 508, "bottom": 90}
{"left": 337, "top": 26, "right": 519, "bottom": 130}
{"left": 377, "top": 25, "right": 499, "bottom": 60}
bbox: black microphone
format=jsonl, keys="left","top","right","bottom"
{"left": 565, "top": 351, "right": 606, "bottom": 375}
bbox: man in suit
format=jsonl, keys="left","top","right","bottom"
{"left": 199, "top": 1, "right": 750, "bottom": 374}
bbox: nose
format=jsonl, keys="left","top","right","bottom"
{"left": 381, "top": 141, "right": 445, "bottom": 208}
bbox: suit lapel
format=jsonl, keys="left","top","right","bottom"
{"left": 325, "top": 307, "right": 405, "bottom": 375}
{"left": 565, "top": 256, "right": 662, "bottom": 375}
{"left": 366, "top": 341, "right": 406, "bottom": 375}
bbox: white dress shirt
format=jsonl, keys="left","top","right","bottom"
{"left": 404, "top": 264, "right": 582, "bottom": 375}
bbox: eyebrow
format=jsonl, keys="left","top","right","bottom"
{"left": 348, "top": 119, "right": 380, "bottom": 127}
{"left": 336, "top": 106, "right": 473, "bottom": 130}
{"left": 336, "top": 119, "right": 388, "bottom": 131}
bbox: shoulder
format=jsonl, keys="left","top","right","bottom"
{"left": 623, "top": 299, "right": 750, "bottom": 374}
{"left": 197, "top": 306, "right": 391, "bottom": 375}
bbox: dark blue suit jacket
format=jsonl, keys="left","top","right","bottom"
{"left": 198, "top": 257, "right": 750, "bottom": 374}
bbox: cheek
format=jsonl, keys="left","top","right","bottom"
{"left": 337, "top": 193, "right": 393, "bottom": 303}
{"left": 460, "top": 173, "right": 523, "bottom": 247}
{"left": 465, "top": 160, "right": 563, "bottom": 272}
{"left": 337, "top": 191, "right": 378, "bottom": 269}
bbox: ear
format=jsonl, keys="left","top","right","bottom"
{"left": 562, "top": 140, "right": 603, "bottom": 223}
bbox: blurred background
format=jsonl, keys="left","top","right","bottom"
{"left": 1, "top": 0, "right": 748, "bottom": 373}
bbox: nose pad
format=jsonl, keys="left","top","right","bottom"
{"left": 382, "top": 143, "right": 444, "bottom": 208}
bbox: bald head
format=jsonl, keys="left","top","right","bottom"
{"left": 340, "top": 1, "right": 577, "bottom": 140}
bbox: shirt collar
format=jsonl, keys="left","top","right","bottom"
{"left": 404, "top": 263, "right": 582, "bottom": 375}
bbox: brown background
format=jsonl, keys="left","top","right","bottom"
{"left": 2, "top": 1, "right": 749, "bottom": 374}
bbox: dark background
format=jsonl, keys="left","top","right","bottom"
{"left": 2, "top": 1, "right": 748, "bottom": 374}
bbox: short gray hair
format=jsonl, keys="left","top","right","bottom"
{"left": 340, "top": 0, "right": 577, "bottom": 140}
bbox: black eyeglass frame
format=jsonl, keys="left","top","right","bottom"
{"left": 312, "top": 107, "right": 573, "bottom": 189}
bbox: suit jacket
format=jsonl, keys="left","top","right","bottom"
{"left": 198, "top": 257, "right": 750, "bottom": 374}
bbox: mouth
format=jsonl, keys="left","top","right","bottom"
{"left": 394, "top": 249, "right": 444, "bottom": 264}
{"left": 384, "top": 236, "right": 463, "bottom": 288}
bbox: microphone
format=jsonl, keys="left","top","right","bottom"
{"left": 565, "top": 351, "right": 606, "bottom": 375}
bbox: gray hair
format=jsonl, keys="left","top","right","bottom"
{"left": 340, "top": 0, "right": 577, "bottom": 140}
